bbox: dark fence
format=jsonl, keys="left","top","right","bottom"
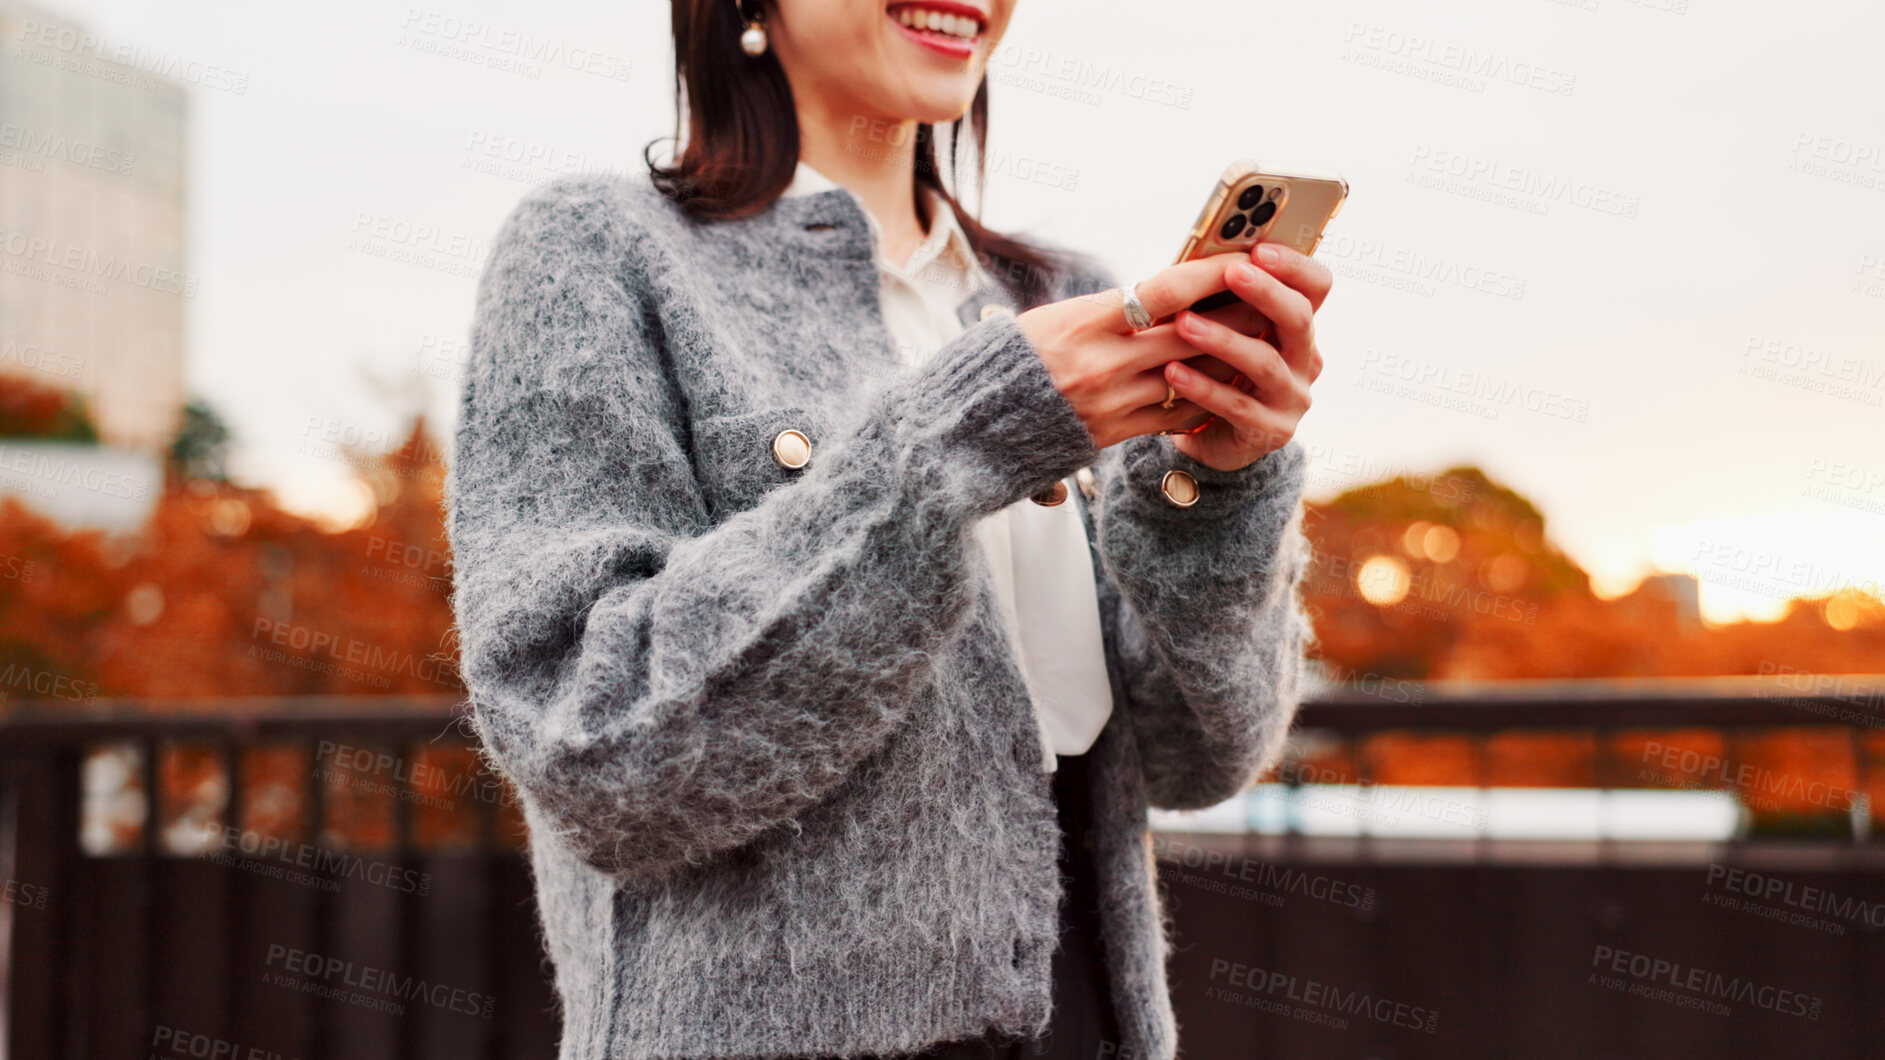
{"left": 1159, "top": 674, "right": 1885, "bottom": 1060}
{"left": 0, "top": 696, "right": 557, "bottom": 1060}
{"left": 2, "top": 676, "right": 1883, "bottom": 1059}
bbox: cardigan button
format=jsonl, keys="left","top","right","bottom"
{"left": 770, "top": 429, "right": 812, "bottom": 469}
{"left": 979, "top": 303, "right": 1014, "bottom": 322}
{"left": 1030, "top": 479, "right": 1068, "bottom": 506}
{"left": 1074, "top": 467, "right": 1097, "bottom": 501}
{"left": 1160, "top": 469, "right": 1199, "bottom": 507}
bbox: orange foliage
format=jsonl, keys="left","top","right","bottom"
{"left": 4, "top": 429, "right": 1880, "bottom": 838}
{"left": 1301, "top": 466, "right": 1885, "bottom": 680}
{"left": 1297, "top": 467, "right": 1884, "bottom": 818}
{"left": 0, "top": 370, "right": 98, "bottom": 441}
{"left": 0, "top": 418, "right": 459, "bottom": 701}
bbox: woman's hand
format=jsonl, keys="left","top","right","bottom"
{"left": 1015, "top": 252, "right": 1258, "bottom": 449}
{"left": 1160, "top": 244, "right": 1333, "bottom": 471}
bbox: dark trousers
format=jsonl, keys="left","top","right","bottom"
{"left": 793, "top": 750, "right": 1123, "bottom": 1060}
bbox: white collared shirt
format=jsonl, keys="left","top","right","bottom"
{"left": 782, "top": 160, "right": 1114, "bottom": 773}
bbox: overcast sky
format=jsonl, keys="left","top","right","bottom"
{"left": 37, "top": 0, "right": 1885, "bottom": 623}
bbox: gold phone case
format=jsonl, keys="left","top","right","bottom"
{"left": 1175, "top": 159, "right": 1349, "bottom": 264}
{"left": 1161, "top": 161, "right": 1350, "bottom": 434}
{"left": 1173, "top": 160, "right": 1348, "bottom": 320}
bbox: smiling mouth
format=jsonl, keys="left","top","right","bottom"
{"left": 887, "top": 3, "right": 987, "bottom": 50}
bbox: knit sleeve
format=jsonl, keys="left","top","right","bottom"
{"left": 1052, "top": 254, "right": 1316, "bottom": 811}
{"left": 446, "top": 179, "right": 1099, "bottom": 881}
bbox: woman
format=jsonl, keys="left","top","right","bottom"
{"left": 446, "top": 0, "right": 1330, "bottom": 1057}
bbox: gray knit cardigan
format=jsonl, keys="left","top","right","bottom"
{"left": 445, "top": 172, "right": 1312, "bottom": 1060}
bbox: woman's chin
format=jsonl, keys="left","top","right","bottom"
{"left": 894, "top": 85, "right": 981, "bottom": 126}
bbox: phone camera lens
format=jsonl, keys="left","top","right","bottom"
{"left": 1250, "top": 201, "right": 1277, "bottom": 226}
{"left": 1219, "top": 213, "right": 1248, "bottom": 240}
{"left": 1237, "top": 185, "right": 1265, "bottom": 210}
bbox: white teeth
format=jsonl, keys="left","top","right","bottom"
{"left": 892, "top": 6, "right": 981, "bottom": 39}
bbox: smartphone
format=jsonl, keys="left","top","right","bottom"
{"left": 1157, "top": 161, "right": 1348, "bottom": 432}
{"left": 1176, "top": 160, "right": 1348, "bottom": 316}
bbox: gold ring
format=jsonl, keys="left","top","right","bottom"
{"left": 1161, "top": 383, "right": 1177, "bottom": 409}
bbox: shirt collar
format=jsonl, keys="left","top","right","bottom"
{"left": 782, "top": 159, "right": 988, "bottom": 289}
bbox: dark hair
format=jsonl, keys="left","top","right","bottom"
{"left": 646, "top": 0, "right": 1069, "bottom": 309}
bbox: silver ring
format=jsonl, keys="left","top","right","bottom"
{"left": 1120, "top": 282, "right": 1154, "bottom": 332}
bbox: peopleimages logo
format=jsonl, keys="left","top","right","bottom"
{"left": 264, "top": 944, "right": 494, "bottom": 1018}
{"left": 984, "top": 44, "right": 1193, "bottom": 109}
{"left": 13, "top": 18, "right": 251, "bottom": 94}
{"left": 1588, "top": 944, "right": 1823, "bottom": 1020}
{"left": 396, "top": 8, "right": 633, "bottom": 82}
{"left": 1208, "top": 959, "right": 1440, "bottom": 1033}
{"left": 0, "top": 230, "right": 198, "bottom": 296}
{"left": 1357, "top": 348, "right": 1592, "bottom": 423}
{"left": 0, "top": 663, "right": 98, "bottom": 704}
{"left": 1152, "top": 835, "right": 1377, "bottom": 910}
{"left": 250, "top": 617, "right": 457, "bottom": 688}
{"left": 151, "top": 1024, "right": 302, "bottom": 1060}
{"left": 0, "top": 443, "right": 152, "bottom": 501}
{"left": 0, "top": 122, "right": 137, "bottom": 175}
{"left": 1705, "top": 864, "right": 1885, "bottom": 931}
{"left": 1341, "top": 22, "right": 1577, "bottom": 97}
{"left": 1407, "top": 145, "right": 1640, "bottom": 219}
{"left": 201, "top": 823, "right": 432, "bottom": 896}
{"left": 1638, "top": 740, "right": 1863, "bottom": 812}
{"left": 315, "top": 740, "right": 515, "bottom": 809}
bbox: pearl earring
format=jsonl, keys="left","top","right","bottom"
{"left": 737, "top": 1, "right": 768, "bottom": 56}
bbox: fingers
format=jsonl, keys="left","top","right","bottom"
{"left": 1196, "top": 300, "right": 1273, "bottom": 343}
{"left": 1113, "top": 402, "right": 1214, "bottom": 442}
{"left": 1111, "top": 320, "right": 1226, "bottom": 376}
{"left": 1113, "top": 319, "right": 1277, "bottom": 386}
{"left": 1223, "top": 258, "right": 1319, "bottom": 382}
{"left": 1163, "top": 358, "right": 1300, "bottom": 449}
{"left": 1173, "top": 310, "right": 1310, "bottom": 414}
{"left": 1251, "top": 242, "right": 1335, "bottom": 313}
{"left": 1122, "top": 361, "right": 1233, "bottom": 408}
{"left": 1084, "top": 365, "right": 1220, "bottom": 445}
{"left": 1126, "top": 253, "right": 1248, "bottom": 326}
{"left": 1178, "top": 351, "right": 1241, "bottom": 385}
{"left": 1063, "top": 249, "right": 1323, "bottom": 449}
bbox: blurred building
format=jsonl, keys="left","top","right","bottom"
{"left": 0, "top": 439, "right": 160, "bottom": 531}
{"left": 1640, "top": 572, "right": 1703, "bottom": 628}
{"left": 0, "top": 0, "right": 188, "bottom": 451}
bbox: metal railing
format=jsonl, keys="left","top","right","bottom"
{"left": 3, "top": 676, "right": 1882, "bottom": 1059}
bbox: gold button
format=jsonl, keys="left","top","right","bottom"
{"left": 1030, "top": 479, "right": 1068, "bottom": 506}
{"left": 980, "top": 303, "right": 1014, "bottom": 321}
{"left": 770, "top": 429, "right": 811, "bottom": 469}
{"left": 1160, "top": 469, "right": 1199, "bottom": 508}
{"left": 1074, "top": 467, "right": 1098, "bottom": 501}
